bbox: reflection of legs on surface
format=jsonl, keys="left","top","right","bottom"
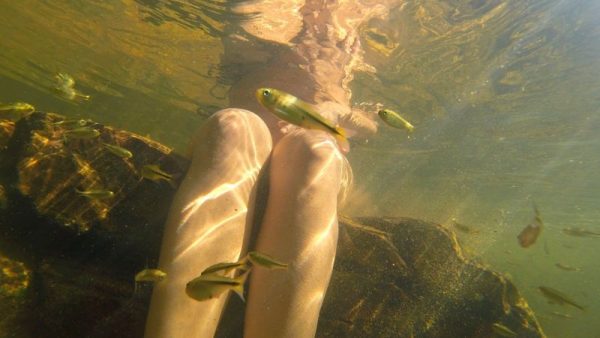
{"left": 145, "top": 109, "right": 272, "bottom": 338}
{"left": 245, "top": 130, "right": 344, "bottom": 338}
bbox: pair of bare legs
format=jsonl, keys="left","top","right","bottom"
{"left": 145, "top": 108, "right": 344, "bottom": 338}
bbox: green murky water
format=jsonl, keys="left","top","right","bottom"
{"left": 2, "top": 1, "right": 600, "bottom": 337}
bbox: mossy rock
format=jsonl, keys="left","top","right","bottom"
{"left": 0, "top": 113, "right": 187, "bottom": 338}
{"left": 0, "top": 113, "right": 544, "bottom": 337}
{"left": 1, "top": 112, "right": 187, "bottom": 234}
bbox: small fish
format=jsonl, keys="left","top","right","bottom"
{"left": 491, "top": 323, "right": 517, "bottom": 337}
{"left": 538, "top": 286, "right": 585, "bottom": 311}
{"left": 135, "top": 268, "right": 167, "bottom": 282}
{"left": 256, "top": 88, "right": 349, "bottom": 152}
{"left": 186, "top": 271, "right": 249, "bottom": 302}
{"left": 561, "top": 227, "right": 600, "bottom": 238}
{"left": 555, "top": 263, "right": 580, "bottom": 272}
{"left": 53, "top": 118, "right": 92, "bottom": 128}
{"left": 451, "top": 218, "right": 479, "bottom": 234}
{"left": 55, "top": 73, "right": 91, "bottom": 101}
{"left": 247, "top": 251, "right": 288, "bottom": 269}
{"left": 0, "top": 102, "right": 35, "bottom": 115}
{"left": 549, "top": 311, "right": 573, "bottom": 319}
{"left": 140, "top": 164, "right": 174, "bottom": 186}
{"left": 202, "top": 260, "right": 249, "bottom": 276}
{"left": 64, "top": 127, "right": 100, "bottom": 139}
{"left": 103, "top": 143, "right": 133, "bottom": 159}
{"left": 378, "top": 109, "right": 414, "bottom": 133}
{"left": 56, "top": 73, "right": 75, "bottom": 88}
{"left": 76, "top": 188, "right": 114, "bottom": 200}
{"left": 517, "top": 204, "right": 543, "bottom": 248}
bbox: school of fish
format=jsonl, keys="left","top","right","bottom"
{"left": 3, "top": 72, "right": 596, "bottom": 335}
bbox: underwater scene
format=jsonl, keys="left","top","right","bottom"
{"left": 1, "top": 0, "right": 599, "bottom": 337}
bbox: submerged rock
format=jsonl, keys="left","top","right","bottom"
{"left": 0, "top": 113, "right": 545, "bottom": 338}
{"left": 322, "top": 216, "right": 543, "bottom": 337}
{"left": 0, "top": 253, "right": 31, "bottom": 336}
{"left": 216, "top": 216, "right": 545, "bottom": 338}
{"left": 0, "top": 120, "right": 14, "bottom": 150}
{"left": 2, "top": 112, "right": 187, "bottom": 233}
{"left": 0, "top": 112, "right": 187, "bottom": 338}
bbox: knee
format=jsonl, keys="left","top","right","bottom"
{"left": 209, "top": 108, "right": 269, "bottom": 139}
{"left": 275, "top": 130, "right": 344, "bottom": 175}
{"left": 189, "top": 109, "right": 272, "bottom": 158}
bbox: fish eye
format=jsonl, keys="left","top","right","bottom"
{"left": 263, "top": 89, "right": 271, "bottom": 97}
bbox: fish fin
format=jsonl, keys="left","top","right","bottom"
{"left": 237, "top": 256, "right": 248, "bottom": 266}
{"left": 233, "top": 271, "right": 250, "bottom": 302}
{"left": 334, "top": 132, "right": 350, "bottom": 153}
{"left": 233, "top": 284, "right": 245, "bottom": 302}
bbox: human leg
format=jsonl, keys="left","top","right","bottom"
{"left": 145, "top": 109, "right": 272, "bottom": 338}
{"left": 244, "top": 130, "right": 344, "bottom": 338}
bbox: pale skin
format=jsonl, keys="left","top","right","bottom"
{"left": 145, "top": 1, "right": 398, "bottom": 337}
{"left": 145, "top": 109, "right": 344, "bottom": 338}
{"left": 145, "top": 109, "right": 273, "bottom": 338}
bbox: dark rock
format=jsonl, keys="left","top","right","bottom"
{"left": 0, "top": 120, "right": 15, "bottom": 150}
{"left": 216, "top": 216, "right": 545, "bottom": 338}
{"left": 0, "top": 114, "right": 545, "bottom": 338}
{"left": 0, "top": 112, "right": 188, "bottom": 338}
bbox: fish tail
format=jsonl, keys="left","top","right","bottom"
{"left": 237, "top": 256, "right": 248, "bottom": 266}
{"left": 233, "top": 271, "right": 250, "bottom": 302}
{"left": 233, "top": 284, "right": 245, "bottom": 302}
{"left": 334, "top": 126, "right": 350, "bottom": 153}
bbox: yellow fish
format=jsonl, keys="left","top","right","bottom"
{"left": 491, "top": 323, "right": 517, "bottom": 337}
{"left": 103, "top": 143, "right": 133, "bottom": 159}
{"left": 0, "top": 102, "right": 35, "bottom": 115}
{"left": 186, "top": 271, "right": 249, "bottom": 302}
{"left": 201, "top": 260, "right": 249, "bottom": 276}
{"left": 64, "top": 127, "right": 100, "bottom": 140}
{"left": 134, "top": 268, "right": 166, "bottom": 294}
{"left": 55, "top": 73, "right": 91, "bottom": 101}
{"left": 135, "top": 268, "right": 167, "bottom": 282}
{"left": 53, "top": 118, "right": 92, "bottom": 128}
{"left": 75, "top": 188, "right": 114, "bottom": 200}
{"left": 247, "top": 251, "right": 288, "bottom": 269}
{"left": 140, "top": 164, "right": 175, "bottom": 187}
{"left": 378, "top": 109, "right": 414, "bottom": 132}
{"left": 256, "top": 88, "right": 349, "bottom": 152}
